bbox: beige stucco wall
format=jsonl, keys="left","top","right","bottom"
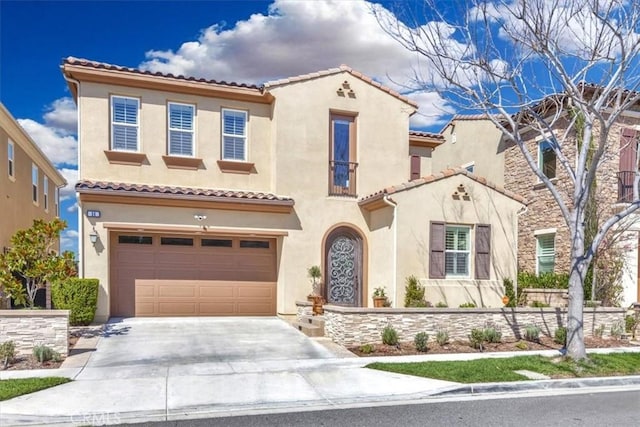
{"left": 0, "top": 105, "right": 64, "bottom": 250}
{"left": 433, "top": 119, "right": 505, "bottom": 184}
{"left": 78, "top": 82, "right": 273, "bottom": 191}
{"left": 366, "top": 175, "right": 522, "bottom": 308}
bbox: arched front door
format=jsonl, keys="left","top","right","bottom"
{"left": 324, "top": 226, "right": 363, "bottom": 306}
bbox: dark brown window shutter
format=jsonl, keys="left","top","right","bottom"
{"left": 410, "top": 155, "right": 421, "bottom": 180}
{"left": 429, "top": 221, "right": 445, "bottom": 279}
{"left": 475, "top": 224, "right": 491, "bottom": 280}
{"left": 620, "top": 128, "right": 637, "bottom": 172}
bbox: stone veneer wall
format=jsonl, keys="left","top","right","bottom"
{"left": 296, "top": 301, "right": 313, "bottom": 321}
{"left": 504, "top": 119, "right": 633, "bottom": 273}
{"left": 323, "top": 305, "right": 625, "bottom": 346}
{"left": 0, "top": 310, "right": 69, "bottom": 356}
{"left": 521, "top": 288, "right": 568, "bottom": 307}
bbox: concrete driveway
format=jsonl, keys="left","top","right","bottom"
{"left": 85, "top": 316, "right": 337, "bottom": 370}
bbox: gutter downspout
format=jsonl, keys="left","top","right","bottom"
{"left": 515, "top": 204, "right": 529, "bottom": 304}
{"left": 63, "top": 74, "right": 82, "bottom": 276}
{"left": 382, "top": 195, "right": 398, "bottom": 307}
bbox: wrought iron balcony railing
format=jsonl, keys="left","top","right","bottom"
{"left": 329, "top": 161, "right": 358, "bottom": 197}
{"left": 617, "top": 171, "right": 637, "bottom": 203}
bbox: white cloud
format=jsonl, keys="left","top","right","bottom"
{"left": 60, "top": 229, "right": 78, "bottom": 254}
{"left": 407, "top": 91, "right": 456, "bottom": 128}
{"left": 138, "top": 0, "right": 459, "bottom": 127}
{"left": 58, "top": 167, "right": 78, "bottom": 201}
{"left": 18, "top": 119, "right": 77, "bottom": 166}
{"left": 43, "top": 97, "right": 77, "bottom": 135}
{"left": 66, "top": 202, "right": 79, "bottom": 213}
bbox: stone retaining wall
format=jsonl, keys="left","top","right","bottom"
{"left": 0, "top": 310, "right": 69, "bottom": 356}
{"left": 323, "top": 305, "right": 625, "bottom": 346}
{"left": 296, "top": 301, "right": 313, "bottom": 320}
{"left": 521, "top": 288, "right": 568, "bottom": 307}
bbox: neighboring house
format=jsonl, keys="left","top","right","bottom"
{"left": 0, "top": 102, "right": 66, "bottom": 251}
{"left": 62, "top": 58, "right": 523, "bottom": 321}
{"left": 434, "top": 110, "right": 640, "bottom": 306}
{"left": 432, "top": 114, "right": 506, "bottom": 185}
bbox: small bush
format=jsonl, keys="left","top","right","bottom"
{"left": 459, "top": 302, "right": 477, "bottom": 308}
{"left": 610, "top": 322, "right": 624, "bottom": 339}
{"left": 435, "top": 301, "right": 448, "bottom": 308}
{"left": 530, "top": 301, "right": 551, "bottom": 308}
{"left": 483, "top": 327, "right": 502, "bottom": 343}
{"left": 359, "top": 343, "right": 374, "bottom": 354}
{"left": 469, "top": 328, "right": 485, "bottom": 350}
{"left": 554, "top": 327, "right": 567, "bottom": 346}
{"left": 503, "top": 278, "right": 517, "bottom": 307}
{"left": 32, "top": 345, "right": 60, "bottom": 363}
{"left": 382, "top": 325, "right": 399, "bottom": 346}
{"left": 0, "top": 341, "right": 16, "bottom": 369}
{"left": 523, "top": 324, "right": 541, "bottom": 342}
{"left": 518, "top": 271, "right": 569, "bottom": 289}
{"left": 414, "top": 332, "right": 429, "bottom": 352}
{"left": 436, "top": 329, "right": 449, "bottom": 346}
{"left": 404, "top": 275, "right": 426, "bottom": 307}
{"left": 626, "top": 314, "right": 639, "bottom": 338}
{"left": 51, "top": 278, "right": 99, "bottom": 326}
{"left": 515, "top": 341, "right": 529, "bottom": 350}
{"left": 594, "top": 324, "right": 605, "bottom": 338}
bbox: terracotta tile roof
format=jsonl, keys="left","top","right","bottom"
{"left": 76, "top": 180, "right": 294, "bottom": 205}
{"left": 263, "top": 65, "right": 418, "bottom": 108}
{"left": 359, "top": 167, "right": 526, "bottom": 206}
{"left": 438, "top": 114, "right": 500, "bottom": 133}
{"left": 63, "top": 57, "right": 261, "bottom": 90}
{"left": 409, "top": 130, "right": 444, "bottom": 140}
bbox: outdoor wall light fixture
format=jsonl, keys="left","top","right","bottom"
{"left": 89, "top": 227, "right": 99, "bottom": 245}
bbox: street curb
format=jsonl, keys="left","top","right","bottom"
{"left": 432, "top": 374, "right": 640, "bottom": 396}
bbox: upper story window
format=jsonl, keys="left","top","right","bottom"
{"left": 222, "top": 109, "right": 247, "bottom": 161}
{"left": 536, "top": 233, "right": 556, "bottom": 274}
{"left": 55, "top": 187, "right": 60, "bottom": 217}
{"left": 329, "top": 113, "right": 357, "bottom": 197}
{"left": 168, "top": 102, "right": 195, "bottom": 157}
{"left": 445, "top": 225, "right": 470, "bottom": 277}
{"left": 43, "top": 176, "right": 49, "bottom": 211}
{"left": 111, "top": 96, "right": 139, "bottom": 152}
{"left": 538, "top": 140, "right": 556, "bottom": 179}
{"left": 7, "top": 139, "right": 14, "bottom": 178}
{"left": 32, "top": 163, "right": 38, "bottom": 203}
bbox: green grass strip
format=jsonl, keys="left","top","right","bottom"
{"left": 367, "top": 353, "right": 640, "bottom": 383}
{"left": 0, "top": 377, "right": 71, "bottom": 401}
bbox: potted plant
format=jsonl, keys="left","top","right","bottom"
{"left": 373, "top": 287, "right": 388, "bottom": 308}
{"left": 307, "top": 265, "right": 324, "bottom": 315}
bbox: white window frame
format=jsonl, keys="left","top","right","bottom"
{"left": 32, "top": 163, "right": 38, "bottom": 204}
{"left": 167, "top": 102, "right": 195, "bottom": 157}
{"left": 462, "top": 161, "right": 475, "bottom": 173}
{"left": 55, "top": 187, "right": 60, "bottom": 217}
{"left": 43, "top": 176, "right": 49, "bottom": 211}
{"left": 111, "top": 95, "right": 140, "bottom": 152}
{"left": 536, "top": 232, "right": 556, "bottom": 274}
{"left": 8, "top": 139, "right": 14, "bottom": 178}
{"left": 221, "top": 108, "right": 248, "bottom": 161}
{"left": 538, "top": 140, "right": 557, "bottom": 179}
{"left": 445, "top": 225, "right": 471, "bottom": 278}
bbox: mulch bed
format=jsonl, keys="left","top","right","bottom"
{"left": 348, "top": 336, "right": 636, "bottom": 357}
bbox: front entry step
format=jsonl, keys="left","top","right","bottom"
{"left": 295, "top": 315, "right": 325, "bottom": 337}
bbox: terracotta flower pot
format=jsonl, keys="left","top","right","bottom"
{"left": 373, "top": 297, "right": 386, "bottom": 308}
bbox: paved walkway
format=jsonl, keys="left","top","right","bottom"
{"left": 1, "top": 318, "right": 640, "bottom": 426}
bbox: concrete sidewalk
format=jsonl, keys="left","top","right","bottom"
{"left": 2, "top": 328, "right": 640, "bottom": 426}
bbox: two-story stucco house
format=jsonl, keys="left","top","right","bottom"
{"left": 0, "top": 102, "right": 66, "bottom": 251}
{"left": 433, "top": 110, "right": 640, "bottom": 307}
{"left": 62, "top": 58, "right": 524, "bottom": 321}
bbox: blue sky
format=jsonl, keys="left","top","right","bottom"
{"left": 0, "top": 0, "right": 458, "bottom": 254}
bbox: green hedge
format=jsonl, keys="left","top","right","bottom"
{"left": 51, "top": 278, "right": 99, "bottom": 326}
{"left": 517, "top": 272, "right": 569, "bottom": 289}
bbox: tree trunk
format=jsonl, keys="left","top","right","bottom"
{"left": 566, "top": 232, "right": 588, "bottom": 360}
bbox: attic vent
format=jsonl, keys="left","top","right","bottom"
{"left": 452, "top": 184, "right": 470, "bottom": 201}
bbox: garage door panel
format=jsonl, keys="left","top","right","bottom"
{"left": 113, "top": 233, "right": 277, "bottom": 317}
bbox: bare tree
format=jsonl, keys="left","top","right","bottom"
{"left": 374, "top": 0, "right": 640, "bottom": 359}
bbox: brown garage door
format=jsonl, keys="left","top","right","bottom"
{"left": 110, "top": 233, "right": 277, "bottom": 317}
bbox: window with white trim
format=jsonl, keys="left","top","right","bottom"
{"left": 111, "top": 96, "right": 139, "bottom": 151}
{"left": 8, "top": 139, "right": 14, "bottom": 178}
{"left": 538, "top": 140, "right": 557, "bottom": 179}
{"left": 445, "top": 225, "right": 471, "bottom": 277}
{"left": 222, "top": 109, "right": 247, "bottom": 161}
{"left": 536, "top": 233, "right": 556, "bottom": 274}
{"left": 55, "top": 187, "right": 59, "bottom": 217}
{"left": 168, "top": 102, "right": 195, "bottom": 156}
{"left": 43, "top": 176, "right": 49, "bottom": 211}
{"left": 32, "top": 163, "right": 38, "bottom": 203}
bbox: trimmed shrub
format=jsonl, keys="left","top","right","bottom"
{"left": 523, "top": 324, "right": 541, "bottom": 342}
{"left": 32, "top": 345, "right": 60, "bottom": 363}
{"left": 483, "top": 327, "right": 502, "bottom": 343}
{"left": 359, "top": 344, "right": 374, "bottom": 354}
{"left": 503, "top": 278, "right": 517, "bottom": 307}
{"left": 404, "top": 275, "right": 426, "bottom": 307}
{"left": 626, "top": 314, "right": 639, "bottom": 338}
{"left": 382, "top": 324, "right": 399, "bottom": 346}
{"left": 51, "top": 278, "right": 99, "bottom": 326}
{"left": 414, "top": 332, "right": 429, "bottom": 352}
{"left": 610, "top": 322, "right": 624, "bottom": 339}
{"left": 435, "top": 301, "right": 448, "bottom": 308}
{"left": 459, "top": 302, "right": 477, "bottom": 308}
{"left": 530, "top": 301, "right": 551, "bottom": 308}
{"left": 554, "top": 327, "right": 567, "bottom": 346}
{"left": 0, "top": 341, "right": 16, "bottom": 369}
{"left": 436, "top": 329, "right": 449, "bottom": 346}
{"left": 469, "top": 328, "right": 485, "bottom": 350}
